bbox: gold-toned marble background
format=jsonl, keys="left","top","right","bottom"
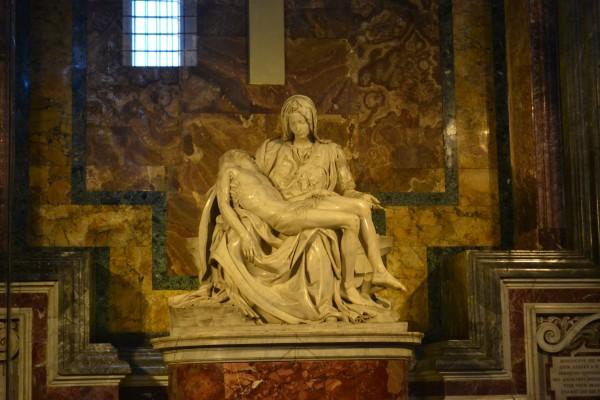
{"left": 26, "top": 0, "right": 499, "bottom": 335}
{"left": 85, "top": 0, "right": 445, "bottom": 278}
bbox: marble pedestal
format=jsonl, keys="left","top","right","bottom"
{"left": 152, "top": 323, "right": 422, "bottom": 400}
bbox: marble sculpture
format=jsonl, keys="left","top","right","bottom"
{"left": 170, "top": 95, "right": 406, "bottom": 325}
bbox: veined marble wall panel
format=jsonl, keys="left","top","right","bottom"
{"left": 387, "top": 0, "right": 499, "bottom": 325}
{"left": 25, "top": 0, "right": 180, "bottom": 338}
{"left": 24, "top": 0, "right": 500, "bottom": 337}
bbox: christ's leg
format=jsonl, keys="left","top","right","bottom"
{"left": 313, "top": 197, "right": 407, "bottom": 291}
{"left": 283, "top": 209, "right": 374, "bottom": 305}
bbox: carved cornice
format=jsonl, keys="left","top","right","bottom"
{"left": 413, "top": 250, "right": 599, "bottom": 380}
{"left": 523, "top": 303, "right": 600, "bottom": 398}
{"left": 0, "top": 308, "right": 32, "bottom": 400}
{"left": 2, "top": 252, "right": 130, "bottom": 384}
{"left": 153, "top": 322, "right": 422, "bottom": 364}
{"left": 536, "top": 313, "right": 600, "bottom": 354}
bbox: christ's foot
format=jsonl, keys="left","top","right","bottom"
{"left": 372, "top": 270, "right": 407, "bottom": 291}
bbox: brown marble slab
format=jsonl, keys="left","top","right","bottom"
{"left": 169, "top": 364, "right": 225, "bottom": 400}
{"left": 168, "top": 360, "right": 408, "bottom": 400}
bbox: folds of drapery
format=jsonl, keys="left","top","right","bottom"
{"left": 192, "top": 186, "right": 376, "bottom": 324}
{"left": 187, "top": 138, "right": 388, "bottom": 324}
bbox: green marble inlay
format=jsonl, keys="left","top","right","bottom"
{"left": 377, "top": 0, "right": 457, "bottom": 206}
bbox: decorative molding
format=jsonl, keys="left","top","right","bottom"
{"left": 0, "top": 308, "right": 33, "bottom": 400}
{"left": 413, "top": 250, "right": 599, "bottom": 382}
{"left": 7, "top": 282, "right": 128, "bottom": 387}
{"left": 411, "top": 0, "right": 600, "bottom": 396}
{"left": 118, "top": 346, "right": 168, "bottom": 387}
{"left": 2, "top": 253, "right": 131, "bottom": 385}
{"left": 524, "top": 302, "right": 600, "bottom": 399}
{"left": 152, "top": 323, "right": 422, "bottom": 364}
{"left": 536, "top": 313, "right": 600, "bottom": 354}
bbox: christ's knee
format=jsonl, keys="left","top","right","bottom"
{"left": 353, "top": 200, "right": 371, "bottom": 218}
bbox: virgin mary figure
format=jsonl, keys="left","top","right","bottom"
{"left": 173, "top": 95, "right": 404, "bottom": 324}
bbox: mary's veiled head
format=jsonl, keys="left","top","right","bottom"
{"left": 280, "top": 95, "right": 326, "bottom": 142}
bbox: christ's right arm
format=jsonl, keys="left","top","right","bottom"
{"left": 216, "top": 168, "right": 257, "bottom": 262}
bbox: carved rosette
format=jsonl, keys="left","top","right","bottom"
{"left": 536, "top": 313, "right": 600, "bottom": 354}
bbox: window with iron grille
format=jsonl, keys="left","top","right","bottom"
{"left": 122, "top": 0, "right": 197, "bottom": 67}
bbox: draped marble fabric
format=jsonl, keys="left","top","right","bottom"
{"left": 254, "top": 139, "right": 356, "bottom": 200}
{"left": 177, "top": 138, "right": 386, "bottom": 324}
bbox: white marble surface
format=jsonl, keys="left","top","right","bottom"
{"left": 152, "top": 322, "right": 422, "bottom": 363}
{"left": 181, "top": 95, "right": 406, "bottom": 327}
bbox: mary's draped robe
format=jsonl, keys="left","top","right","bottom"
{"left": 185, "top": 139, "right": 383, "bottom": 324}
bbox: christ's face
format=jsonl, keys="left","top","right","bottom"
{"left": 288, "top": 112, "right": 310, "bottom": 140}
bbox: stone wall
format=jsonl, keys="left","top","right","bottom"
{"left": 2, "top": 278, "right": 122, "bottom": 399}
{"left": 11, "top": 0, "right": 600, "bottom": 398}
{"left": 24, "top": 0, "right": 500, "bottom": 340}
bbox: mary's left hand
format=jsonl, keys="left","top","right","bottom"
{"left": 344, "top": 189, "right": 383, "bottom": 210}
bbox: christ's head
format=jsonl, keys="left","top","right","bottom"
{"left": 219, "top": 149, "right": 258, "bottom": 172}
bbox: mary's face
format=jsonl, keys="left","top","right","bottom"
{"left": 288, "top": 112, "right": 311, "bottom": 140}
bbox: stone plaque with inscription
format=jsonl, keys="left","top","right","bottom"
{"left": 534, "top": 312, "right": 600, "bottom": 400}
{"left": 549, "top": 356, "right": 600, "bottom": 399}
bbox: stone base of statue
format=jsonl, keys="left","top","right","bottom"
{"left": 152, "top": 323, "right": 422, "bottom": 400}
{"left": 152, "top": 95, "right": 422, "bottom": 398}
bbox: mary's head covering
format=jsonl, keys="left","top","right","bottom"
{"left": 280, "top": 95, "right": 327, "bottom": 142}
